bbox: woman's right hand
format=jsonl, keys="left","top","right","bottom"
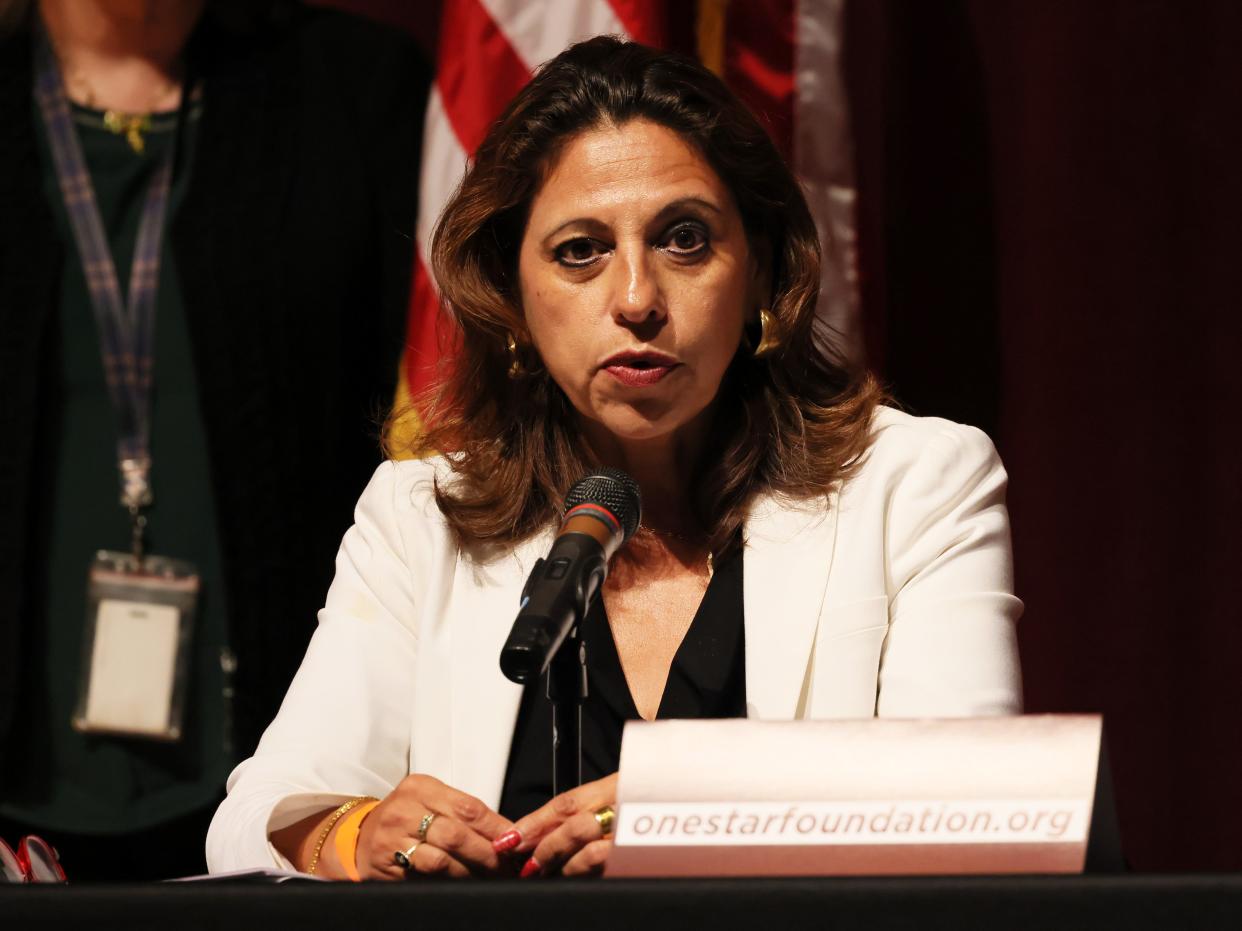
{"left": 352, "top": 774, "right": 517, "bottom": 879}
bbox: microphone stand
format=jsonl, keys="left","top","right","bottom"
{"left": 500, "top": 469, "right": 640, "bottom": 799}
{"left": 546, "top": 621, "right": 587, "bottom": 795}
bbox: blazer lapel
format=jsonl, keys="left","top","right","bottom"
{"left": 448, "top": 532, "right": 552, "bottom": 808}
{"left": 743, "top": 492, "right": 840, "bottom": 719}
{"left": 445, "top": 493, "right": 841, "bottom": 799}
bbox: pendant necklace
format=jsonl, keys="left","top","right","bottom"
{"left": 53, "top": 49, "right": 180, "bottom": 155}
{"left": 102, "top": 109, "right": 155, "bottom": 154}
{"left": 639, "top": 524, "right": 714, "bottom": 580}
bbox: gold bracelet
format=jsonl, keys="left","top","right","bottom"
{"left": 307, "top": 796, "right": 378, "bottom": 875}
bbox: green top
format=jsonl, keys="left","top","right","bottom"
{"left": 1, "top": 98, "right": 234, "bottom": 834}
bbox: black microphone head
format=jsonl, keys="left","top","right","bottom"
{"left": 564, "top": 468, "right": 642, "bottom": 543}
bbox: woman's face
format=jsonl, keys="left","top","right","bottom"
{"left": 518, "top": 119, "right": 757, "bottom": 448}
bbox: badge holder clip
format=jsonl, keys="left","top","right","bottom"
{"left": 72, "top": 478, "right": 200, "bottom": 742}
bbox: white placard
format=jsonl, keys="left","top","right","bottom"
{"left": 82, "top": 598, "right": 180, "bottom": 735}
{"left": 607, "top": 715, "right": 1103, "bottom": 877}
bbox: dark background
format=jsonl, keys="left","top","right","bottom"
{"left": 847, "top": 0, "right": 1242, "bottom": 873}
{"left": 317, "top": 0, "right": 1242, "bottom": 872}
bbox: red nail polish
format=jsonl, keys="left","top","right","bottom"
{"left": 492, "top": 830, "right": 522, "bottom": 854}
{"left": 519, "top": 857, "right": 542, "bottom": 879}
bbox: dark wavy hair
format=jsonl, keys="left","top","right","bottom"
{"left": 387, "top": 36, "right": 882, "bottom": 555}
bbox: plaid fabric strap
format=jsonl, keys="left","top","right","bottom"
{"left": 32, "top": 26, "right": 175, "bottom": 512}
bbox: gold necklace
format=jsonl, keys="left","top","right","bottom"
{"left": 54, "top": 51, "right": 180, "bottom": 155}
{"left": 101, "top": 109, "right": 154, "bottom": 154}
{"left": 638, "top": 523, "right": 697, "bottom": 541}
{"left": 638, "top": 524, "right": 714, "bottom": 580}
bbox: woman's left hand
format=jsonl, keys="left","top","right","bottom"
{"left": 502, "top": 773, "right": 618, "bottom": 877}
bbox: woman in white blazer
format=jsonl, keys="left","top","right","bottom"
{"left": 207, "top": 37, "right": 1021, "bottom": 880}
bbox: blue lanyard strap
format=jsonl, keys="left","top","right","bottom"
{"left": 32, "top": 24, "right": 177, "bottom": 515}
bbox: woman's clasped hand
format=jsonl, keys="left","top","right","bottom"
{"left": 500, "top": 773, "right": 619, "bottom": 878}
{"left": 353, "top": 775, "right": 514, "bottom": 879}
{"left": 317, "top": 773, "right": 618, "bottom": 879}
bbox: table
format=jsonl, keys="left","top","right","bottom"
{"left": 4, "top": 875, "right": 1241, "bottom": 930}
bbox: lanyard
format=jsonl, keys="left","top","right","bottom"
{"left": 32, "top": 25, "right": 182, "bottom": 561}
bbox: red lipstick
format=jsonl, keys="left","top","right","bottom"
{"left": 601, "top": 350, "right": 680, "bottom": 387}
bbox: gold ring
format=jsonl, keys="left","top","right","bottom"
{"left": 393, "top": 842, "right": 420, "bottom": 870}
{"left": 593, "top": 805, "right": 616, "bottom": 836}
{"left": 417, "top": 812, "right": 438, "bottom": 842}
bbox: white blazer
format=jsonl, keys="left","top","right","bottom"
{"left": 207, "top": 406, "right": 1022, "bottom": 872}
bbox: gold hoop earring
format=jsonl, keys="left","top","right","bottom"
{"left": 754, "top": 308, "right": 780, "bottom": 358}
{"left": 506, "top": 332, "right": 523, "bottom": 379}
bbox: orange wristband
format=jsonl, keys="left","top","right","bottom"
{"left": 334, "top": 800, "right": 380, "bottom": 882}
{"left": 306, "top": 796, "right": 375, "bottom": 875}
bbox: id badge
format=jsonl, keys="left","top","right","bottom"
{"left": 73, "top": 550, "right": 200, "bottom": 741}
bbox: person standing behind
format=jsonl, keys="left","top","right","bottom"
{"left": 0, "top": 0, "right": 427, "bottom": 880}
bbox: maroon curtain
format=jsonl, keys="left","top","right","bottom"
{"left": 849, "top": 0, "right": 1242, "bottom": 871}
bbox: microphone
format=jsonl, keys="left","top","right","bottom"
{"left": 499, "top": 468, "right": 641, "bottom": 683}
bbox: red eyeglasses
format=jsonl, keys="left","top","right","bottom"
{"left": 0, "top": 835, "right": 67, "bottom": 883}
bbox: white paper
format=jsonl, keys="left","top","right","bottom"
{"left": 83, "top": 598, "right": 179, "bottom": 734}
{"left": 168, "top": 869, "right": 325, "bottom": 884}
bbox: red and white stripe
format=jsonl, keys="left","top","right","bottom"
{"left": 794, "top": 0, "right": 860, "bottom": 361}
{"left": 718, "top": 0, "right": 860, "bottom": 362}
{"left": 402, "top": 0, "right": 664, "bottom": 406}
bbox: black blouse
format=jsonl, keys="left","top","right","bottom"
{"left": 498, "top": 547, "right": 746, "bottom": 821}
